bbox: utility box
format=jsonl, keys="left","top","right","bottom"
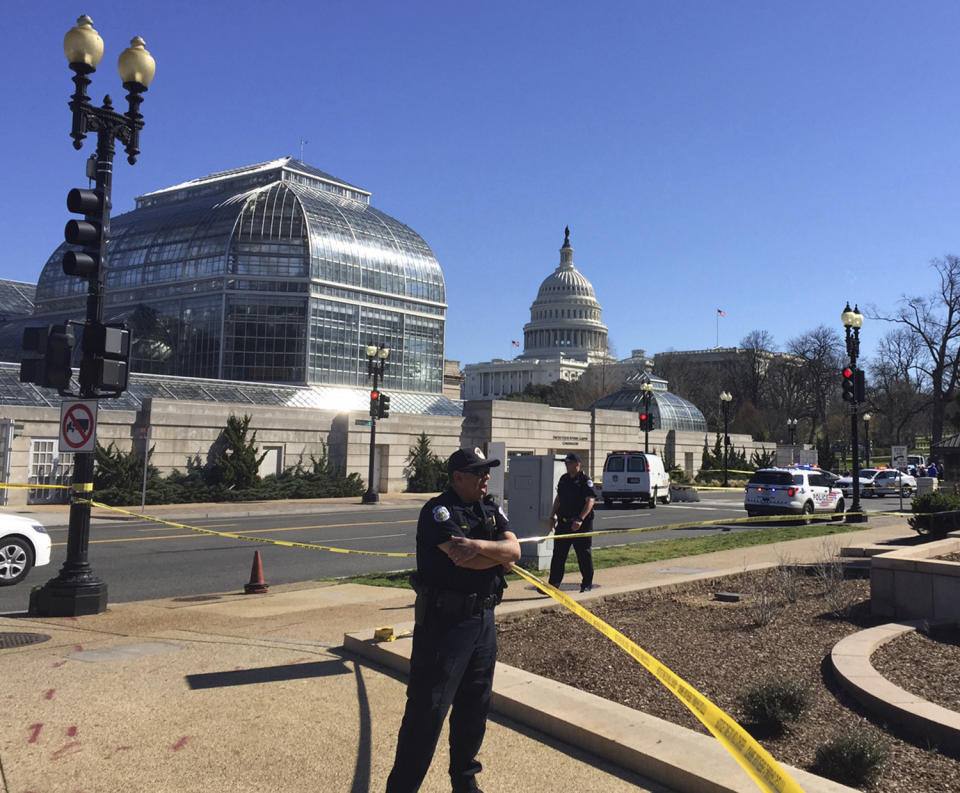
{"left": 916, "top": 477, "right": 940, "bottom": 496}
{"left": 506, "top": 455, "right": 565, "bottom": 569}
{"left": 486, "top": 441, "right": 506, "bottom": 505}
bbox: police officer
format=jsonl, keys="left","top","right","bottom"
{"left": 548, "top": 452, "right": 597, "bottom": 593}
{"left": 385, "top": 448, "right": 520, "bottom": 793}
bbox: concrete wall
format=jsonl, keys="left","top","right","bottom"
{"left": 1, "top": 397, "right": 770, "bottom": 506}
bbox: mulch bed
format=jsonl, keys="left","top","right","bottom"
{"left": 497, "top": 569, "right": 960, "bottom": 791}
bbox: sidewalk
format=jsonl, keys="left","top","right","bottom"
{"left": 0, "top": 514, "right": 910, "bottom": 793}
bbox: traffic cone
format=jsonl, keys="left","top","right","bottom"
{"left": 244, "top": 550, "right": 269, "bottom": 594}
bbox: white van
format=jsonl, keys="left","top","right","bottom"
{"left": 601, "top": 451, "right": 672, "bottom": 508}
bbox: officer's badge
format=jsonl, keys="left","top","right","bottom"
{"left": 433, "top": 505, "right": 451, "bottom": 522}
{"left": 586, "top": 479, "right": 594, "bottom": 488}
{"left": 474, "top": 447, "right": 485, "bottom": 459}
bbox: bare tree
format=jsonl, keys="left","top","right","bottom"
{"left": 870, "top": 255, "right": 960, "bottom": 444}
{"left": 866, "top": 328, "right": 928, "bottom": 444}
{"left": 786, "top": 326, "right": 844, "bottom": 442}
{"left": 735, "top": 329, "right": 775, "bottom": 408}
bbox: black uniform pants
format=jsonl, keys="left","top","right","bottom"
{"left": 549, "top": 517, "right": 594, "bottom": 588}
{"left": 385, "top": 606, "right": 497, "bottom": 793}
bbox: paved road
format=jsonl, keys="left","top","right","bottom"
{"left": 1, "top": 491, "right": 907, "bottom": 611}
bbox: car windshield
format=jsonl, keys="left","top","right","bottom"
{"left": 747, "top": 471, "right": 794, "bottom": 486}
{"left": 859, "top": 469, "right": 879, "bottom": 478}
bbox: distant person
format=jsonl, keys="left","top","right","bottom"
{"left": 548, "top": 452, "right": 597, "bottom": 593}
{"left": 927, "top": 461, "right": 939, "bottom": 479}
{"left": 919, "top": 464, "right": 928, "bottom": 477}
{"left": 385, "top": 448, "right": 520, "bottom": 793}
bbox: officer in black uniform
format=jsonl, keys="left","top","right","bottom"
{"left": 548, "top": 452, "right": 598, "bottom": 592}
{"left": 385, "top": 448, "right": 521, "bottom": 793}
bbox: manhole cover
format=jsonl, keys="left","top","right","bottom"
{"left": 0, "top": 632, "right": 52, "bottom": 649}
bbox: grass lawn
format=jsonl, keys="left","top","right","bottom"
{"left": 323, "top": 519, "right": 869, "bottom": 589}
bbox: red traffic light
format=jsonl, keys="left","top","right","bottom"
{"left": 370, "top": 390, "right": 379, "bottom": 400}
{"left": 639, "top": 413, "right": 648, "bottom": 421}
{"left": 842, "top": 367, "right": 853, "bottom": 379}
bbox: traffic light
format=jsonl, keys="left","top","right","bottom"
{"left": 854, "top": 369, "right": 866, "bottom": 403}
{"left": 81, "top": 322, "right": 131, "bottom": 394}
{"left": 369, "top": 389, "right": 379, "bottom": 417}
{"left": 639, "top": 412, "right": 652, "bottom": 431}
{"left": 63, "top": 188, "right": 105, "bottom": 278}
{"left": 842, "top": 367, "right": 855, "bottom": 403}
{"left": 19, "top": 324, "right": 75, "bottom": 391}
{"left": 377, "top": 393, "right": 391, "bottom": 419}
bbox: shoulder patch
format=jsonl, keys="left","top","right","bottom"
{"left": 432, "top": 505, "right": 451, "bottom": 522}
{"left": 586, "top": 479, "right": 594, "bottom": 488}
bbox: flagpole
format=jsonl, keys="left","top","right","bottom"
{"left": 716, "top": 312, "right": 719, "bottom": 347}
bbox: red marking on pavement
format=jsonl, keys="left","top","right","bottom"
{"left": 114, "top": 746, "right": 133, "bottom": 753}
{"left": 50, "top": 740, "right": 82, "bottom": 760}
{"left": 27, "top": 724, "right": 43, "bottom": 743}
{"left": 233, "top": 666, "right": 244, "bottom": 670}
{"left": 44, "top": 689, "right": 55, "bottom": 700}
{"left": 74, "top": 644, "right": 83, "bottom": 651}
{"left": 288, "top": 657, "right": 311, "bottom": 664}
{"left": 171, "top": 736, "right": 193, "bottom": 751}
{"left": 52, "top": 660, "right": 68, "bottom": 668}
{"left": 66, "top": 726, "right": 78, "bottom": 737}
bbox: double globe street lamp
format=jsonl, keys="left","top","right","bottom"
{"left": 640, "top": 380, "right": 654, "bottom": 452}
{"left": 30, "top": 17, "right": 156, "bottom": 618}
{"left": 720, "top": 391, "right": 733, "bottom": 488}
{"left": 841, "top": 303, "right": 867, "bottom": 523}
{"left": 362, "top": 343, "right": 390, "bottom": 504}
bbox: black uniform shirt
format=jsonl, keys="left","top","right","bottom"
{"left": 416, "top": 489, "right": 511, "bottom": 594}
{"left": 555, "top": 471, "right": 598, "bottom": 520}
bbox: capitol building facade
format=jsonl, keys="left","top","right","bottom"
{"left": 463, "top": 228, "right": 614, "bottom": 399}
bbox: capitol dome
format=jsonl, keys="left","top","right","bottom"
{"left": 520, "top": 228, "right": 609, "bottom": 362}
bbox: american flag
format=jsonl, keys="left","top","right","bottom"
{"left": 717, "top": 309, "right": 726, "bottom": 317}
{"left": 511, "top": 340, "right": 520, "bottom": 347}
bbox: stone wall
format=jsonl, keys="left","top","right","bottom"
{"left": 1, "top": 397, "right": 770, "bottom": 506}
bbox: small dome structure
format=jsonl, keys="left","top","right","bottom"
{"left": 591, "top": 371, "right": 708, "bottom": 433}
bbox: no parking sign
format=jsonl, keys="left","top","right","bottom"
{"left": 60, "top": 400, "right": 98, "bottom": 453}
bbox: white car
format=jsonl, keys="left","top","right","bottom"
{"left": 869, "top": 469, "right": 917, "bottom": 497}
{"left": 744, "top": 468, "right": 845, "bottom": 521}
{"left": 0, "top": 514, "right": 52, "bottom": 586}
{"left": 837, "top": 469, "right": 879, "bottom": 498}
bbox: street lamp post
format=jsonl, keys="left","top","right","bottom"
{"left": 29, "top": 17, "right": 155, "bottom": 618}
{"left": 640, "top": 381, "right": 654, "bottom": 453}
{"left": 842, "top": 303, "right": 867, "bottom": 523}
{"left": 362, "top": 343, "right": 389, "bottom": 504}
{"left": 720, "top": 391, "right": 733, "bottom": 487}
{"left": 863, "top": 413, "right": 872, "bottom": 468}
{"left": 787, "top": 417, "right": 798, "bottom": 447}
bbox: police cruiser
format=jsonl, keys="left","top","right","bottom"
{"left": 744, "top": 467, "right": 845, "bottom": 522}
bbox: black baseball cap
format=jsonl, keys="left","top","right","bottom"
{"left": 448, "top": 447, "right": 501, "bottom": 476}
{"left": 564, "top": 453, "right": 581, "bottom": 463}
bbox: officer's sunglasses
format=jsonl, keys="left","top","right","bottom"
{"left": 464, "top": 467, "right": 491, "bottom": 478}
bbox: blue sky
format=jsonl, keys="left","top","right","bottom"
{"left": 5, "top": 1, "right": 960, "bottom": 367}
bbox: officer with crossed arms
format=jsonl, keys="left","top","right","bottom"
{"left": 385, "top": 447, "right": 520, "bottom": 793}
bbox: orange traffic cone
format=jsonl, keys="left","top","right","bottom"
{"left": 244, "top": 550, "right": 269, "bottom": 594}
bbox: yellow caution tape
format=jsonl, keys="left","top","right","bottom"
{"left": 509, "top": 565, "right": 805, "bottom": 793}
{"left": 72, "top": 482, "right": 94, "bottom": 492}
{"left": 81, "top": 500, "right": 416, "bottom": 557}
{"left": 0, "top": 482, "right": 71, "bottom": 489}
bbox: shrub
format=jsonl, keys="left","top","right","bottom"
{"left": 909, "top": 491, "right": 960, "bottom": 538}
{"left": 813, "top": 728, "right": 889, "bottom": 787}
{"left": 406, "top": 432, "right": 448, "bottom": 493}
{"left": 741, "top": 679, "right": 810, "bottom": 734}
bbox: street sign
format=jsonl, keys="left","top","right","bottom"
{"left": 354, "top": 419, "right": 372, "bottom": 426}
{"left": 891, "top": 445, "right": 908, "bottom": 470}
{"left": 59, "top": 400, "right": 98, "bottom": 453}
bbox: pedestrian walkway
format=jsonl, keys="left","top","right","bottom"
{"left": 0, "top": 509, "right": 908, "bottom": 793}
